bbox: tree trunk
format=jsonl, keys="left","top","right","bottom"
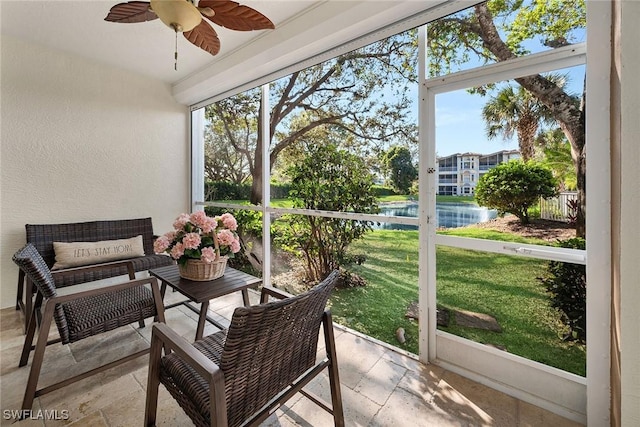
{"left": 575, "top": 144, "right": 586, "bottom": 237}
{"left": 250, "top": 168, "right": 262, "bottom": 205}
{"left": 475, "top": 3, "right": 585, "bottom": 237}
{"left": 517, "top": 115, "right": 538, "bottom": 161}
{"left": 250, "top": 102, "right": 265, "bottom": 205}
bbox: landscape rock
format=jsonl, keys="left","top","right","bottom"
{"left": 405, "top": 302, "right": 500, "bottom": 332}
{"left": 454, "top": 309, "right": 502, "bottom": 332}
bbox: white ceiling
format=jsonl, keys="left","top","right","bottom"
{"left": 1, "top": 0, "right": 450, "bottom": 105}
{"left": 0, "top": 0, "right": 317, "bottom": 84}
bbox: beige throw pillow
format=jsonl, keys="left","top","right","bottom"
{"left": 52, "top": 235, "right": 145, "bottom": 270}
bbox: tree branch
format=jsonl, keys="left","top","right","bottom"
{"left": 473, "top": 3, "right": 584, "bottom": 150}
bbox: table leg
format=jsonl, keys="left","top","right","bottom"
{"left": 154, "top": 281, "right": 169, "bottom": 323}
{"left": 160, "top": 281, "right": 167, "bottom": 299}
{"left": 196, "top": 300, "right": 210, "bottom": 341}
{"left": 241, "top": 289, "right": 250, "bottom": 307}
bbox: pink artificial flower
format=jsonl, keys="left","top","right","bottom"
{"left": 201, "top": 216, "right": 217, "bottom": 233}
{"left": 231, "top": 239, "right": 241, "bottom": 253}
{"left": 216, "top": 229, "right": 236, "bottom": 246}
{"left": 173, "top": 213, "right": 190, "bottom": 230}
{"left": 200, "top": 247, "right": 217, "bottom": 263}
{"left": 153, "top": 235, "right": 171, "bottom": 253}
{"left": 182, "top": 232, "right": 201, "bottom": 250}
{"left": 163, "top": 230, "right": 177, "bottom": 241}
{"left": 219, "top": 213, "right": 238, "bottom": 231}
{"left": 190, "top": 211, "right": 208, "bottom": 229}
{"left": 170, "top": 242, "right": 185, "bottom": 260}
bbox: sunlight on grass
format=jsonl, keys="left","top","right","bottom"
{"left": 377, "top": 195, "right": 415, "bottom": 203}
{"left": 330, "top": 230, "right": 419, "bottom": 353}
{"left": 437, "top": 227, "right": 549, "bottom": 245}
{"left": 435, "top": 195, "right": 476, "bottom": 204}
{"left": 332, "top": 228, "right": 586, "bottom": 376}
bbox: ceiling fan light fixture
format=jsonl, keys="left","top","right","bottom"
{"left": 150, "top": 0, "right": 202, "bottom": 33}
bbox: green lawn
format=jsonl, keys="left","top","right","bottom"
{"left": 331, "top": 228, "right": 586, "bottom": 376}
{"left": 435, "top": 195, "right": 476, "bottom": 204}
{"left": 437, "top": 226, "right": 555, "bottom": 246}
{"left": 212, "top": 196, "right": 585, "bottom": 375}
{"left": 376, "top": 194, "right": 415, "bottom": 203}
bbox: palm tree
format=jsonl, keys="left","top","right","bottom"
{"left": 536, "top": 128, "right": 577, "bottom": 191}
{"left": 482, "top": 84, "right": 556, "bottom": 161}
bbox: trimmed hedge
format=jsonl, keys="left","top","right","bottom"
{"left": 372, "top": 185, "right": 398, "bottom": 197}
{"left": 205, "top": 181, "right": 395, "bottom": 201}
{"left": 205, "top": 181, "right": 292, "bottom": 201}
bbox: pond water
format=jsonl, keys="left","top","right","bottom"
{"left": 375, "top": 202, "right": 497, "bottom": 230}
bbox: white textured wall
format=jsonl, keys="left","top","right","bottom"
{"left": 0, "top": 36, "right": 190, "bottom": 308}
{"left": 619, "top": 1, "right": 640, "bottom": 424}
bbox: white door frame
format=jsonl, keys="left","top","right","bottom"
{"left": 417, "top": 2, "right": 611, "bottom": 421}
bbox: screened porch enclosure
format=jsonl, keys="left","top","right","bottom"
{"left": 189, "top": 1, "right": 610, "bottom": 424}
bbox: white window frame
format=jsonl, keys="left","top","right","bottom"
{"left": 192, "top": 1, "right": 611, "bottom": 424}
{"left": 416, "top": 1, "right": 611, "bottom": 421}
{"left": 421, "top": 46, "right": 590, "bottom": 421}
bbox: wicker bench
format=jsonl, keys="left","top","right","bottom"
{"left": 16, "top": 217, "right": 173, "bottom": 330}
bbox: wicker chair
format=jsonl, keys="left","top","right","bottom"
{"left": 12, "top": 243, "right": 166, "bottom": 411}
{"left": 144, "top": 270, "right": 345, "bottom": 427}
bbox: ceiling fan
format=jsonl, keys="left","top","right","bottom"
{"left": 105, "top": 0, "right": 274, "bottom": 68}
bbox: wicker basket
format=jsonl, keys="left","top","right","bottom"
{"left": 179, "top": 257, "right": 228, "bottom": 281}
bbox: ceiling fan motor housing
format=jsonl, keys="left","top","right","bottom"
{"left": 150, "top": 0, "right": 201, "bottom": 32}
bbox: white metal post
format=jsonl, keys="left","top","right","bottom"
{"left": 585, "top": 0, "right": 612, "bottom": 424}
{"left": 418, "top": 24, "right": 437, "bottom": 363}
{"left": 261, "top": 84, "right": 271, "bottom": 287}
{"left": 191, "top": 108, "right": 205, "bottom": 211}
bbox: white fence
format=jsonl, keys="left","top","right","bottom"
{"left": 540, "top": 192, "right": 578, "bottom": 222}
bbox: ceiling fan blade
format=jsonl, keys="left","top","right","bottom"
{"left": 184, "top": 21, "right": 221, "bottom": 56}
{"left": 198, "top": 0, "right": 275, "bottom": 31}
{"left": 105, "top": 1, "right": 157, "bottom": 23}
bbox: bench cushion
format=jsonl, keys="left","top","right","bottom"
{"left": 52, "top": 235, "right": 145, "bottom": 270}
{"left": 26, "top": 218, "right": 156, "bottom": 266}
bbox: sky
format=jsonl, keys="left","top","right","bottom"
{"left": 435, "top": 89, "right": 518, "bottom": 157}
{"left": 428, "top": 12, "right": 586, "bottom": 158}
{"left": 423, "top": 8, "right": 587, "bottom": 158}
{"left": 433, "top": 63, "right": 586, "bottom": 157}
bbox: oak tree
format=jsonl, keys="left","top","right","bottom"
{"left": 428, "top": 0, "right": 586, "bottom": 236}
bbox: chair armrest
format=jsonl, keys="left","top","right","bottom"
{"left": 150, "top": 323, "right": 222, "bottom": 384}
{"left": 260, "top": 285, "right": 295, "bottom": 303}
{"left": 51, "top": 259, "right": 136, "bottom": 280}
{"left": 48, "top": 277, "right": 161, "bottom": 305}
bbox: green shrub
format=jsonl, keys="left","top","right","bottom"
{"left": 528, "top": 204, "right": 541, "bottom": 219}
{"left": 539, "top": 237, "right": 586, "bottom": 342}
{"left": 270, "top": 182, "right": 292, "bottom": 199}
{"left": 372, "top": 185, "right": 398, "bottom": 197}
{"left": 204, "top": 207, "right": 263, "bottom": 274}
{"left": 380, "top": 146, "right": 418, "bottom": 193}
{"left": 475, "top": 160, "right": 557, "bottom": 224}
{"left": 205, "top": 181, "right": 251, "bottom": 201}
{"left": 282, "top": 143, "right": 379, "bottom": 281}
{"left": 205, "top": 180, "right": 292, "bottom": 201}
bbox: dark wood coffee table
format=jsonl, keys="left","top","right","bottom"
{"left": 149, "top": 264, "right": 262, "bottom": 340}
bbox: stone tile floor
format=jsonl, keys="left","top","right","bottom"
{"left": 0, "top": 287, "right": 584, "bottom": 426}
